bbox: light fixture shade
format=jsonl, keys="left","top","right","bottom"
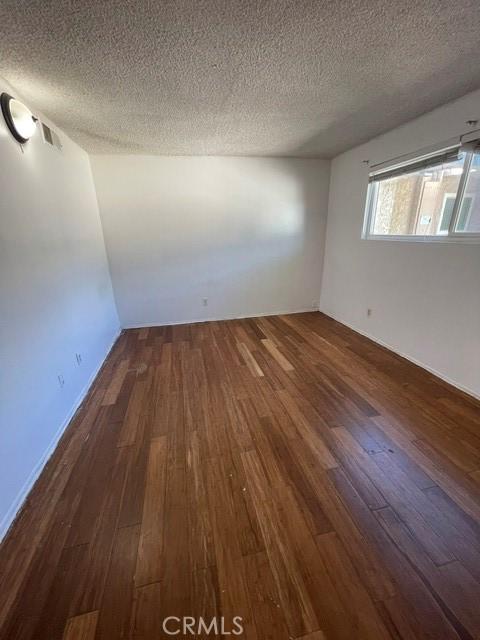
{"left": 1, "top": 93, "right": 37, "bottom": 143}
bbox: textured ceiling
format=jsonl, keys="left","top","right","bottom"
{"left": 1, "top": 0, "right": 480, "bottom": 157}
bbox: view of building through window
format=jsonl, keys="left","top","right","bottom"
{"left": 366, "top": 150, "right": 480, "bottom": 237}
{"left": 457, "top": 152, "right": 480, "bottom": 233}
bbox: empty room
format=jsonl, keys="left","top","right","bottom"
{"left": 1, "top": 1, "right": 480, "bottom": 639}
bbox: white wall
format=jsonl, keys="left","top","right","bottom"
{"left": 320, "top": 89, "right": 480, "bottom": 399}
{"left": 91, "top": 156, "right": 330, "bottom": 327}
{"left": 0, "top": 79, "right": 119, "bottom": 539}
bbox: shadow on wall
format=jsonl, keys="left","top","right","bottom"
{"left": 93, "top": 155, "right": 329, "bottom": 326}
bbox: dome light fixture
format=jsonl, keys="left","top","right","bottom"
{"left": 1, "top": 93, "right": 37, "bottom": 143}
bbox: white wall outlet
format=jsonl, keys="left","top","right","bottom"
{"left": 57, "top": 374, "right": 65, "bottom": 388}
{"left": 202, "top": 297, "right": 208, "bottom": 306}
{"left": 75, "top": 353, "right": 82, "bottom": 365}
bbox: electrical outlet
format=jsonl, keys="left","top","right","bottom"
{"left": 367, "top": 308, "right": 372, "bottom": 317}
{"left": 202, "top": 297, "right": 208, "bottom": 306}
{"left": 75, "top": 353, "right": 82, "bottom": 365}
{"left": 57, "top": 374, "right": 65, "bottom": 388}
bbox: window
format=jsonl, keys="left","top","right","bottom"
{"left": 438, "top": 194, "right": 473, "bottom": 234}
{"left": 363, "top": 142, "right": 480, "bottom": 240}
{"left": 456, "top": 151, "right": 480, "bottom": 233}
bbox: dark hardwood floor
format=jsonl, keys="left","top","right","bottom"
{"left": 1, "top": 312, "right": 480, "bottom": 639}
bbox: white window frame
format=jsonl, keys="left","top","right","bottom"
{"left": 437, "top": 192, "right": 474, "bottom": 235}
{"left": 362, "top": 143, "right": 480, "bottom": 243}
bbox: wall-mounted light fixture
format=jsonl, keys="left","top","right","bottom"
{"left": 1, "top": 93, "right": 37, "bottom": 143}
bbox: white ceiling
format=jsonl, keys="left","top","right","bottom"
{"left": 1, "top": 0, "right": 480, "bottom": 157}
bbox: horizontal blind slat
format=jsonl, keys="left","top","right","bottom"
{"left": 369, "top": 148, "right": 460, "bottom": 183}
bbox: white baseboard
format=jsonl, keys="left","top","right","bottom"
{"left": 124, "top": 305, "right": 320, "bottom": 329}
{"left": 0, "top": 329, "right": 121, "bottom": 542}
{"left": 321, "top": 310, "right": 480, "bottom": 402}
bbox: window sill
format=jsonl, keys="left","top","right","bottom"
{"left": 362, "top": 234, "right": 480, "bottom": 244}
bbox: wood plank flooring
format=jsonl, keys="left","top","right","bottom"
{"left": 1, "top": 312, "right": 480, "bottom": 639}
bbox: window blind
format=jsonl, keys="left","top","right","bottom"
{"left": 369, "top": 147, "right": 461, "bottom": 183}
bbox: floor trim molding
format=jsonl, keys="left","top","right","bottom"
{"left": 0, "top": 329, "right": 122, "bottom": 542}
{"left": 124, "top": 305, "right": 320, "bottom": 329}
{"left": 321, "top": 310, "right": 480, "bottom": 402}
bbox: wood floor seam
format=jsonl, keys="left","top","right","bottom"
{"left": 1, "top": 312, "right": 480, "bottom": 640}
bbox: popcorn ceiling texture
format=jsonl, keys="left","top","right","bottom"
{"left": 1, "top": 0, "right": 480, "bottom": 157}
